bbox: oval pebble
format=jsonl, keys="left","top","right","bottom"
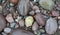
{"left": 4, "top": 28, "right": 11, "bottom": 33}
{"left": 25, "top": 16, "right": 34, "bottom": 27}
{"left": 0, "top": 14, "right": 6, "bottom": 32}
{"left": 45, "top": 18, "right": 58, "bottom": 34}
{"left": 17, "top": 0, "right": 30, "bottom": 16}
{"left": 34, "top": 13, "right": 46, "bottom": 26}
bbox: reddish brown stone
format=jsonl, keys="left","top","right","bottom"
{"left": 34, "top": 13, "right": 46, "bottom": 26}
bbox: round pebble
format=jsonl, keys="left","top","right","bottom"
{"left": 4, "top": 28, "right": 11, "bottom": 33}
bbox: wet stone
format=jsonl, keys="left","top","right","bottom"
{"left": 10, "top": 29, "right": 34, "bottom": 35}
{"left": 45, "top": 18, "right": 58, "bottom": 34}
{"left": 18, "top": 19, "right": 24, "bottom": 27}
{"left": 6, "top": 14, "right": 14, "bottom": 23}
{"left": 4, "top": 28, "right": 12, "bottom": 33}
{"left": 17, "top": 0, "right": 30, "bottom": 16}
{"left": 0, "top": 14, "right": 6, "bottom": 32}
{"left": 34, "top": 13, "right": 46, "bottom": 26}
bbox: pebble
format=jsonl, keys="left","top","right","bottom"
{"left": 10, "top": 22, "right": 16, "bottom": 28}
{"left": 34, "top": 13, "right": 46, "bottom": 26}
{"left": 0, "top": 14, "right": 6, "bottom": 32}
{"left": 17, "top": 0, "right": 30, "bottom": 16}
{"left": 15, "top": 16, "right": 22, "bottom": 22}
{"left": 52, "top": 11, "right": 59, "bottom": 17}
{"left": 32, "top": 5, "right": 39, "bottom": 11}
{"left": 40, "top": 29, "right": 45, "bottom": 33}
{"left": 25, "top": 16, "right": 34, "bottom": 27}
{"left": 29, "top": 11, "right": 35, "bottom": 15}
{"left": 6, "top": 14, "right": 14, "bottom": 23}
{"left": 18, "top": 19, "right": 24, "bottom": 27}
{"left": 4, "top": 28, "right": 11, "bottom": 33}
{"left": 35, "top": 9, "right": 40, "bottom": 14}
{"left": 10, "top": 29, "right": 34, "bottom": 35}
{"left": 32, "top": 22, "right": 38, "bottom": 31}
{"left": 39, "top": 0, "right": 54, "bottom": 10}
{"left": 45, "top": 18, "right": 58, "bottom": 34}
{"left": 32, "top": 22, "right": 38, "bottom": 34}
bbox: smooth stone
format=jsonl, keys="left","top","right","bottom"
{"left": 32, "top": 22, "right": 38, "bottom": 31}
{"left": 32, "top": 5, "right": 39, "bottom": 11}
{"left": 52, "top": 11, "right": 59, "bottom": 17}
{"left": 6, "top": 14, "right": 14, "bottom": 23}
{"left": 25, "top": 16, "right": 34, "bottom": 27}
{"left": 39, "top": 0, "right": 54, "bottom": 10}
{"left": 45, "top": 18, "right": 58, "bottom": 34}
{"left": 4, "top": 28, "right": 11, "bottom": 33}
{"left": 0, "top": 14, "right": 6, "bottom": 32}
{"left": 17, "top": 0, "right": 30, "bottom": 16}
{"left": 10, "top": 29, "right": 34, "bottom": 35}
{"left": 18, "top": 19, "right": 24, "bottom": 27}
{"left": 34, "top": 13, "right": 46, "bottom": 26}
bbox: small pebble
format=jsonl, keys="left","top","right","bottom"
{"left": 25, "top": 16, "right": 34, "bottom": 27}
{"left": 52, "top": 11, "right": 59, "bottom": 17}
{"left": 4, "top": 28, "right": 11, "bottom": 33}
{"left": 6, "top": 14, "right": 14, "bottom": 23}
{"left": 32, "top": 5, "right": 39, "bottom": 11}
{"left": 18, "top": 19, "right": 24, "bottom": 27}
{"left": 29, "top": 11, "right": 35, "bottom": 15}
{"left": 10, "top": 22, "right": 16, "bottom": 28}
{"left": 35, "top": 9, "right": 40, "bottom": 14}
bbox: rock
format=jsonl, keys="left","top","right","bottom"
{"left": 32, "top": 22, "right": 38, "bottom": 31}
{"left": 18, "top": 19, "right": 24, "bottom": 27}
{"left": 10, "top": 29, "right": 34, "bottom": 35}
{"left": 29, "top": 11, "right": 35, "bottom": 15}
{"left": 32, "top": 22, "right": 38, "bottom": 34}
{"left": 0, "top": 14, "right": 6, "bottom": 32}
{"left": 37, "top": 30, "right": 41, "bottom": 35}
{"left": 34, "top": 13, "right": 46, "bottom": 26}
{"left": 17, "top": 0, "right": 30, "bottom": 16}
{"left": 10, "top": 0, "right": 19, "bottom": 5}
{"left": 10, "top": 22, "right": 19, "bottom": 29}
{"left": 25, "top": 16, "right": 34, "bottom": 27}
{"left": 32, "top": 5, "right": 39, "bottom": 11}
{"left": 4, "top": 28, "right": 11, "bottom": 33}
{"left": 39, "top": 0, "right": 54, "bottom": 10}
{"left": 6, "top": 14, "right": 14, "bottom": 23}
{"left": 35, "top": 9, "right": 40, "bottom": 14}
{"left": 15, "top": 16, "right": 22, "bottom": 22}
{"left": 52, "top": 11, "right": 59, "bottom": 17}
{"left": 10, "top": 22, "right": 16, "bottom": 28}
{"left": 45, "top": 18, "right": 58, "bottom": 34}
